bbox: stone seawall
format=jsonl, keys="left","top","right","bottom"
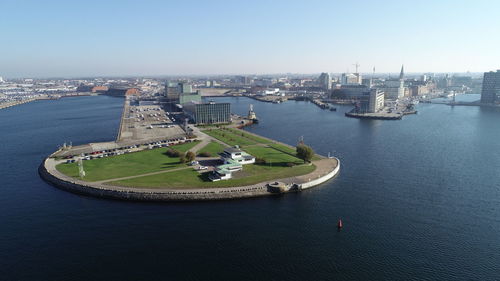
{"left": 300, "top": 161, "right": 340, "bottom": 189}
{"left": 39, "top": 158, "right": 340, "bottom": 202}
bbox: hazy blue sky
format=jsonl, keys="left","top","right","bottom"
{"left": 1, "top": 0, "right": 499, "bottom": 78}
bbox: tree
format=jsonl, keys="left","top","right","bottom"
{"left": 185, "top": 151, "right": 196, "bottom": 162}
{"left": 296, "top": 144, "right": 314, "bottom": 163}
{"left": 179, "top": 153, "right": 187, "bottom": 164}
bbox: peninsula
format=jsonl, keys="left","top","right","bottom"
{"left": 39, "top": 97, "right": 339, "bottom": 201}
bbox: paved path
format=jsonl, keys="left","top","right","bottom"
{"left": 95, "top": 166, "right": 193, "bottom": 184}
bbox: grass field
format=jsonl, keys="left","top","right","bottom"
{"left": 203, "top": 129, "right": 256, "bottom": 146}
{"left": 197, "top": 141, "right": 226, "bottom": 156}
{"left": 56, "top": 141, "right": 199, "bottom": 181}
{"left": 243, "top": 146, "right": 304, "bottom": 165}
{"left": 225, "top": 128, "right": 272, "bottom": 144}
{"left": 269, "top": 143, "right": 322, "bottom": 161}
{"left": 109, "top": 163, "right": 316, "bottom": 189}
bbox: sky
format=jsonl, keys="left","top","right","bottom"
{"left": 1, "top": 0, "right": 499, "bottom": 78}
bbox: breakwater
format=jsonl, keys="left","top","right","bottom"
{"left": 39, "top": 157, "right": 339, "bottom": 202}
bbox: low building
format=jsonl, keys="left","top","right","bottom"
{"left": 183, "top": 101, "right": 231, "bottom": 124}
{"left": 220, "top": 147, "right": 256, "bottom": 165}
{"left": 91, "top": 86, "right": 108, "bottom": 93}
{"left": 210, "top": 147, "right": 255, "bottom": 181}
{"left": 256, "top": 88, "right": 280, "bottom": 96}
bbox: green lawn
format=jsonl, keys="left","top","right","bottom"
{"left": 109, "top": 163, "right": 316, "bottom": 189}
{"left": 226, "top": 128, "right": 272, "bottom": 144}
{"left": 270, "top": 143, "right": 322, "bottom": 161}
{"left": 197, "top": 141, "right": 226, "bottom": 156}
{"left": 243, "top": 146, "right": 304, "bottom": 165}
{"left": 56, "top": 141, "right": 199, "bottom": 181}
{"left": 203, "top": 129, "right": 256, "bottom": 146}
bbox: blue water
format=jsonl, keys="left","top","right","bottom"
{"left": 1, "top": 95, "right": 500, "bottom": 280}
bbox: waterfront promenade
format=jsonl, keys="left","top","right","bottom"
{"left": 40, "top": 156, "right": 339, "bottom": 201}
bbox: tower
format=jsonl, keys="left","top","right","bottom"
{"left": 399, "top": 64, "right": 405, "bottom": 80}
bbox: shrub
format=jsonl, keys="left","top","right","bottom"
{"left": 185, "top": 151, "right": 196, "bottom": 162}
{"left": 255, "top": 157, "right": 267, "bottom": 164}
{"left": 198, "top": 151, "right": 212, "bottom": 157}
{"left": 179, "top": 153, "right": 187, "bottom": 163}
{"left": 166, "top": 149, "right": 181, "bottom": 157}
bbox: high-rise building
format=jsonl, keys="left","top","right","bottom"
{"left": 165, "top": 81, "right": 201, "bottom": 104}
{"left": 318, "top": 72, "right": 331, "bottom": 90}
{"left": 165, "top": 81, "right": 181, "bottom": 101}
{"left": 481, "top": 70, "right": 500, "bottom": 104}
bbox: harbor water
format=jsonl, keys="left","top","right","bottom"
{"left": 1, "top": 94, "right": 500, "bottom": 280}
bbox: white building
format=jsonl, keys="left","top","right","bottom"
{"left": 368, "top": 90, "right": 385, "bottom": 113}
{"left": 257, "top": 88, "right": 280, "bottom": 96}
{"left": 341, "top": 73, "right": 361, "bottom": 85}
{"left": 220, "top": 147, "right": 255, "bottom": 165}
{"left": 210, "top": 147, "right": 255, "bottom": 181}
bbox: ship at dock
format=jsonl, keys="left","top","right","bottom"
{"left": 248, "top": 104, "right": 259, "bottom": 124}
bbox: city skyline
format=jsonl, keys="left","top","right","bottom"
{"left": 2, "top": 0, "right": 500, "bottom": 78}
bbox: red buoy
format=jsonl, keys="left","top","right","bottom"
{"left": 337, "top": 219, "right": 343, "bottom": 229}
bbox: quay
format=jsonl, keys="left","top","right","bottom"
{"left": 345, "top": 109, "right": 417, "bottom": 120}
{"left": 0, "top": 93, "right": 96, "bottom": 110}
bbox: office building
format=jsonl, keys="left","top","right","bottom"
{"left": 183, "top": 101, "right": 231, "bottom": 124}
{"left": 481, "top": 70, "right": 500, "bottom": 104}
{"left": 165, "top": 81, "right": 181, "bottom": 101}
{"left": 341, "top": 73, "right": 361, "bottom": 85}
{"left": 357, "top": 89, "right": 385, "bottom": 113}
{"left": 331, "top": 85, "right": 370, "bottom": 99}
{"left": 318, "top": 72, "right": 332, "bottom": 90}
{"left": 166, "top": 81, "right": 202, "bottom": 104}
{"left": 178, "top": 91, "right": 202, "bottom": 104}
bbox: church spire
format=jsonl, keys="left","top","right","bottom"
{"left": 399, "top": 64, "right": 405, "bottom": 80}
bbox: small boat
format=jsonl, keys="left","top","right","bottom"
{"left": 329, "top": 107, "right": 337, "bottom": 111}
{"left": 337, "top": 219, "right": 343, "bottom": 229}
